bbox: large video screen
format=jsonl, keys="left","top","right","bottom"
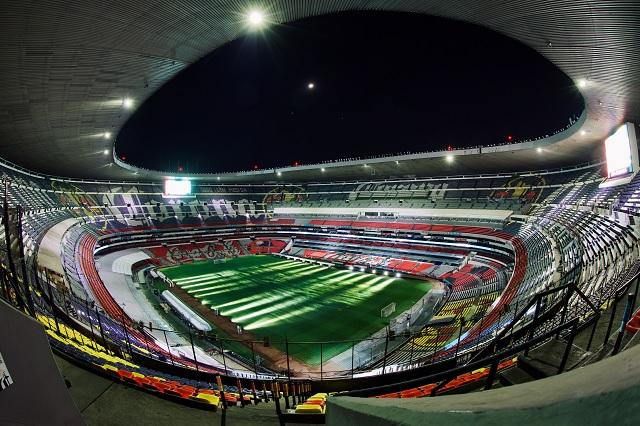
{"left": 163, "top": 179, "right": 191, "bottom": 197}
{"left": 605, "top": 124, "right": 634, "bottom": 178}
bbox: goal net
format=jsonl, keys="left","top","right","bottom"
{"left": 381, "top": 302, "right": 396, "bottom": 318}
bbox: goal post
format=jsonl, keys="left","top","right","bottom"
{"left": 381, "top": 302, "right": 396, "bottom": 318}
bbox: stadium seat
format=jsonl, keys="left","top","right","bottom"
{"left": 295, "top": 403, "right": 325, "bottom": 414}
{"left": 190, "top": 393, "right": 220, "bottom": 406}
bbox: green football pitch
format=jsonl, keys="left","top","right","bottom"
{"left": 161, "top": 255, "right": 432, "bottom": 365}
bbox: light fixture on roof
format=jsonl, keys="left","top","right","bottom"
{"left": 536, "top": 147, "right": 542, "bottom": 153}
{"left": 104, "top": 132, "right": 111, "bottom": 139}
{"left": 321, "top": 167, "right": 325, "bottom": 172}
{"left": 122, "top": 98, "right": 134, "bottom": 109}
{"left": 580, "top": 130, "right": 586, "bottom": 136}
{"left": 277, "top": 171, "right": 282, "bottom": 176}
{"left": 103, "top": 149, "right": 109, "bottom": 155}
{"left": 307, "top": 82, "right": 315, "bottom": 90}
{"left": 577, "top": 79, "right": 587, "bottom": 88}
{"left": 247, "top": 9, "right": 265, "bottom": 27}
{"left": 446, "top": 155, "right": 454, "bottom": 163}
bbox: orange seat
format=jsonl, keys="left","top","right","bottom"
{"left": 223, "top": 394, "right": 238, "bottom": 403}
{"left": 117, "top": 370, "right": 133, "bottom": 379}
{"left": 171, "top": 386, "right": 196, "bottom": 398}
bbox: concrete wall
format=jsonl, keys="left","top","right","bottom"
{"left": 327, "top": 344, "right": 640, "bottom": 425}
{"left": 0, "top": 300, "right": 83, "bottom": 425}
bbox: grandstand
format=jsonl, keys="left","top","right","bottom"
{"left": 1, "top": 2, "right": 640, "bottom": 426}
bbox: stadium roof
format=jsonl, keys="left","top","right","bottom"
{"left": 0, "top": 1, "right": 638, "bottom": 182}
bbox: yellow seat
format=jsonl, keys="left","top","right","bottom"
{"left": 102, "top": 364, "right": 118, "bottom": 372}
{"left": 295, "top": 404, "right": 325, "bottom": 414}
{"left": 192, "top": 393, "right": 220, "bottom": 406}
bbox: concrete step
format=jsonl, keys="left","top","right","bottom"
{"left": 518, "top": 354, "right": 558, "bottom": 379}
{"left": 498, "top": 367, "right": 536, "bottom": 386}
{"left": 518, "top": 338, "right": 587, "bottom": 379}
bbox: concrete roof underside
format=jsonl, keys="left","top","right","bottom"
{"left": 0, "top": 1, "right": 638, "bottom": 182}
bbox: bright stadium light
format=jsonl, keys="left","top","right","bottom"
{"left": 537, "top": 147, "right": 543, "bottom": 153}
{"left": 277, "top": 171, "right": 282, "bottom": 176}
{"left": 122, "top": 98, "right": 134, "bottom": 109}
{"left": 577, "top": 79, "right": 587, "bottom": 88}
{"left": 383, "top": 271, "right": 389, "bottom": 276}
{"left": 321, "top": 167, "right": 326, "bottom": 172}
{"left": 580, "top": 130, "right": 587, "bottom": 136}
{"left": 104, "top": 131, "right": 111, "bottom": 139}
{"left": 103, "top": 149, "right": 109, "bottom": 155}
{"left": 446, "top": 155, "right": 454, "bottom": 163}
{"left": 307, "top": 82, "right": 315, "bottom": 89}
{"left": 395, "top": 272, "right": 402, "bottom": 278}
{"left": 247, "top": 9, "right": 264, "bottom": 27}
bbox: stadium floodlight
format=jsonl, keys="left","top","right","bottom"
{"left": 307, "top": 82, "right": 315, "bottom": 89}
{"left": 122, "top": 98, "right": 134, "bottom": 109}
{"left": 321, "top": 167, "right": 325, "bottom": 172}
{"left": 580, "top": 130, "right": 587, "bottom": 136}
{"left": 446, "top": 155, "right": 454, "bottom": 163}
{"left": 103, "top": 149, "right": 109, "bottom": 155}
{"left": 395, "top": 272, "right": 402, "bottom": 278}
{"left": 104, "top": 131, "right": 111, "bottom": 139}
{"left": 577, "top": 79, "right": 587, "bottom": 88}
{"left": 537, "top": 147, "right": 543, "bottom": 153}
{"left": 277, "top": 171, "right": 282, "bottom": 176}
{"left": 247, "top": 9, "right": 265, "bottom": 27}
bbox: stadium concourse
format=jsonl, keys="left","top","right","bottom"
{"left": 1, "top": 1, "right": 640, "bottom": 426}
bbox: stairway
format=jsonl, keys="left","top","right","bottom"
{"left": 498, "top": 339, "right": 586, "bottom": 387}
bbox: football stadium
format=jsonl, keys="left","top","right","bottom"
{"left": 0, "top": 2, "right": 640, "bottom": 425}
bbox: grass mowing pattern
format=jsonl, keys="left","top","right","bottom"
{"left": 161, "top": 256, "right": 431, "bottom": 365}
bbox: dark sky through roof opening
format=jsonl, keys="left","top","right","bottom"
{"left": 117, "top": 11, "right": 583, "bottom": 174}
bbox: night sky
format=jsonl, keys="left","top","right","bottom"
{"left": 117, "top": 11, "right": 583, "bottom": 174}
